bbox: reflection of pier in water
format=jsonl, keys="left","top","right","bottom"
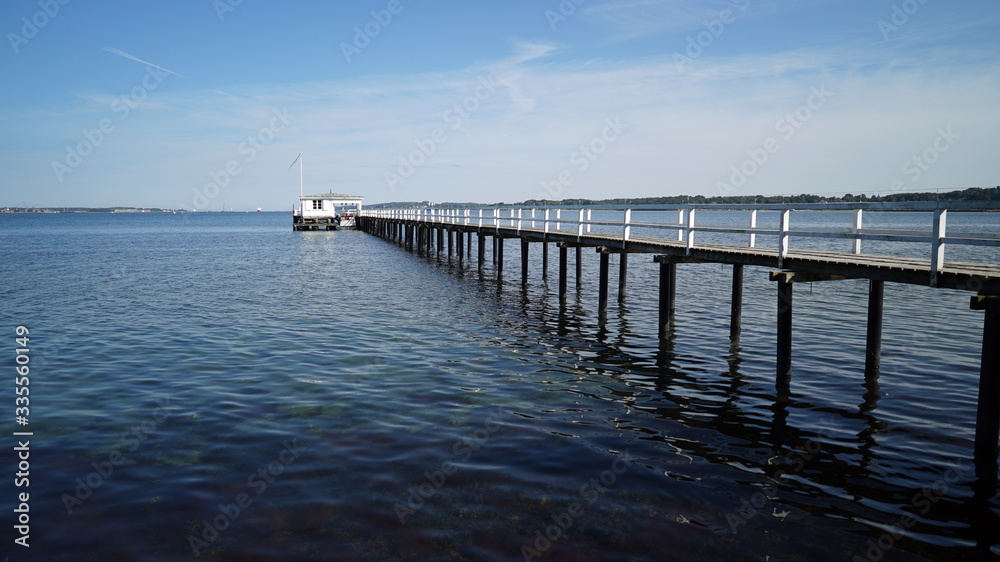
{"left": 358, "top": 202, "right": 999, "bottom": 552}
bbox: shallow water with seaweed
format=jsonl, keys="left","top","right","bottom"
{"left": 1, "top": 212, "right": 998, "bottom": 561}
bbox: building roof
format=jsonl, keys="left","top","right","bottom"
{"left": 301, "top": 191, "right": 363, "bottom": 200}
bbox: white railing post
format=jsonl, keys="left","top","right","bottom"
{"left": 623, "top": 209, "right": 632, "bottom": 242}
{"left": 494, "top": 208, "right": 500, "bottom": 232}
{"left": 677, "top": 209, "right": 685, "bottom": 241}
{"left": 749, "top": 209, "right": 758, "bottom": 248}
{"left": 544, "top": 209, "right": 550, "bottom": 234}
{"left": 779, "top": 209, "right": 791, "bottom": 266}
{"left": 853, "top": 209, "right": 863, "bottom": 254}
{"left": 931, "top": 208, "right": 947, "bottom": 286}
{"left": 517, "top": 208, "right": 522, "bottom": 232}
{"left": 478, "top": 209, "right": 483, "bottom": 228}
{"left": 578, "top": 209, "right": 585, "bottom": 239}
{"left": 555, "top": 209, "right": 562, "bottom": 231}
{"left": 587, "top": 209, "right": 593, "bottom": 233}
{"left": 685, "top": 209, "right": 696, "bottom": 255}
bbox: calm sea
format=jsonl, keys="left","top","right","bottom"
{"left": 0, "top": 211, "right": 998, "bottom": 561}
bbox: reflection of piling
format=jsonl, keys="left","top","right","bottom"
{"left": 973, "top": 296, "right": 999, "bottom": 484}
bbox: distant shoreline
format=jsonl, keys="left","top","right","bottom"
{"left": 367, "top": 186, "right": 1000, "bottom": 209}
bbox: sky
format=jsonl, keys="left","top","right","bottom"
{"left": 1, "top": 0, "right": 998, "bottom": 210}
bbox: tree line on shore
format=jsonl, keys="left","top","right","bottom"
{"left": 367, "top": 186, "right": 1000, "bottom": 209}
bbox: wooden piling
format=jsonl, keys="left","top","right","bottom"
{"left": 542, "top": 242, "right": 549, "bottom": 278}
{"left": 730, "top": 264, "right": 744, "bottom": 339}
{"left": 865, "top": 280, "right": 885, "bottom": 375}
{"left": 618, "top": 253, "right": 628, "bottom": 303}
{"left": 477, "top": 233, "right": 485, "bottom": 271}
{"left": 599, "top": 252, "right": 610, "bottom": 320}
{"left": 576, "top": 246, "right": 583, "bottom": 289}
{"left": 776, "top": 277, "right": 793, "bottom": 381}
{"left": 559, "top": 245, "right": 568, "bottom": 304}
{"left": 521, "top": 239, "right": 529, "bottom": 285}
{"left": 658, "top": 260, "right": 676, "bottom": 340}
{"left": 496, "top": 237, "right": 504, "bottom": 277}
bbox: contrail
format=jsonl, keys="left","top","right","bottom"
{"left": 103, "top": 47, "right": 185, "bottom": 77}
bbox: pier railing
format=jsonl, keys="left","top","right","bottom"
{"left": 361, "top": 201, "right": 1000, "bottom": 274}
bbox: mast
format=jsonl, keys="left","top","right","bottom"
{"left": 289, "top": 152, "right": 303, "bottom": 197}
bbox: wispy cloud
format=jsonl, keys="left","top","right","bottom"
{"left": 4, "top": 35, "right": 998, "bottom": 207}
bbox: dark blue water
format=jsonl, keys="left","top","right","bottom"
{"left": 1, "top": 211, "right": 997, "bottom": 561}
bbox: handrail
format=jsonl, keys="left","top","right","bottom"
{"left": 359, "top": 203, "right": 1000, "bottom": 285}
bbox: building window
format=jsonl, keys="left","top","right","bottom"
{"left": 312, "top": 200, "right": 323, "bottom": 210}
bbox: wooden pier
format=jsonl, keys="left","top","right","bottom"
{"left": 357, "top": 202, "right": 1000, "bottom": 482}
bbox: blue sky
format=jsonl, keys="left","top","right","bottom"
{"left": 2, "top": 0, "right": 998, "bottom": 209}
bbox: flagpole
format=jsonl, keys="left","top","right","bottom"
{"left": 288, "top": 152, "right": 303, "bottom": 198}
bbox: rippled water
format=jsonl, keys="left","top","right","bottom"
{"left": 1, "top": 211, "right": 998, "bottom": 561}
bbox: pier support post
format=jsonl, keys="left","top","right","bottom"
{"left": 776, "top": 276, "right": 793, "bottom": 382}
{"left": 542, "top": 242, "right": 549, "bottom": 279}
{"left": 730, "top": 264, "right": 744, "bottom": 339}
{"left": 492, "top": 236, "right": 498, "bottom": 266}
{"left": 437, "top": 228, "right": 444, "bottom": 254}
{"left": 618, "top": 253, "right": 628, "bottom": 303}
{"left": 598, "top": 251, "right": 610, "bottom": 321}
{"left": 456, "top": 229, "right": 464, "bottom": 263}
{"left": 468, "top": 232, "right": 472, "bottom": 259}
{"left": 496, "top": 237, "right": 504, "bottom": 277}
{"left": 559, "top": 245, "right": 568, "bottom": 304}
{"left": 865, "top": 280, "right": 885, "bottom": 375}
{"left": 477, "top": 233, "right": 485, "bottom": 271}
{"left": 657, "top": 259, "right": 676, "bottom": 340}
{"left": 521, "top": 239, "right": 529, "bottom": 286}
{"left": 576, "top": 247, "right": 583, "bottom": 289}
{"left": 972, "top": 295, "right": 1000, "bottom": 478}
